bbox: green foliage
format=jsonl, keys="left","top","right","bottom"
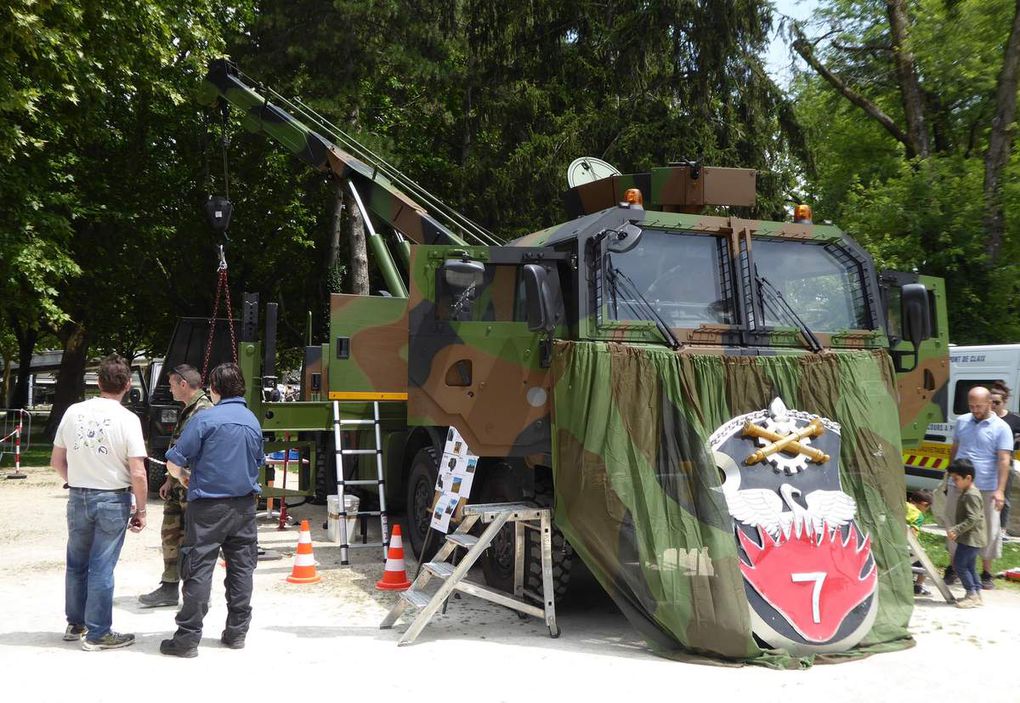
{"left": 791, "top": 0, "right": 1020, "bottom": 344}
{"left": 837, "top": 157, "right": 1020, "bottom": 342}
{"left": 0, "top": 1, "right": 83, "bottom": 330}
{"left": 234, "top": 0, "right": 806, "bottom": 245}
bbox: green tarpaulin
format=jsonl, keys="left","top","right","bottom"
{"left": 551, "top": 342, "right": 914, "bottom": 669}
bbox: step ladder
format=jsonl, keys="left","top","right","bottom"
{"left": 905, "top": 526, "right": 955, "bottom": 603}
{"left": 380, "top": 502, "right": 560, "bottom": 646}
{"left": 332, "top": 400, "right": 389, "bottom": 565}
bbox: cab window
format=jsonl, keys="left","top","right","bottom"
{"left": 607, "top": 230, "right": 735, "bottom": 326}
{"left": 436, "top": 264, "right": 521, "bottom": 322}
{"left": 752, "top": 239, "right": 870, "bottom": 331}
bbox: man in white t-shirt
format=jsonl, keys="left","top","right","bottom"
{"left": 51, "top": 355, "right": 148, "bottom": 651}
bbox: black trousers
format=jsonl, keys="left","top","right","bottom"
{"left": 174, "top": 496, "right": 257, "bottom": 647}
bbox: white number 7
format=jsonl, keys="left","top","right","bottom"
{"left": 791, "top": 571, "right": 827, "bottom": 624}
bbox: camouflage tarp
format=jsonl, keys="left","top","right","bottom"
{"left": 551, "top": 342, "right": 914, "bottom": 668}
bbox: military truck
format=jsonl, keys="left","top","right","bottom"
{"left": 202, "top": 60, "right": 947, "bottom": 660}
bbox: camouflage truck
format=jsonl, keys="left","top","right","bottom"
{"left": 202, "top": 59, "right": 947, "bottom": 665}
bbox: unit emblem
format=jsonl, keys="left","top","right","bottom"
{"left": 709, "top": 399, "right": 878, "bottom": 655}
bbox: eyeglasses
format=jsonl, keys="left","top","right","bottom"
{"left": 991, "top": 399, "right": 1004, "bottom": 406}
{"left": 170, "top": 365, "right": 190, "bottom": 382}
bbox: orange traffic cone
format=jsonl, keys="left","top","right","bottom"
{"left": 286, "top": 520, "right": 321, "bottom": 584}
{"left": 376, "top": 524, "right": 412, "bottom": 591}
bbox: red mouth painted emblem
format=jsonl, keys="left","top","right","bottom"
{"left": 737, "top": 525, "right": 876, "bottom": 643}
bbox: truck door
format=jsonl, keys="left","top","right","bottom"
{"left": 407, "top": 246, "right": 567, "bottom": 457}
{"left": 880, "top": 271, "right": 950, "bottom": 458}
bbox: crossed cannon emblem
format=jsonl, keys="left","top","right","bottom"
{"left": 742, "top": 417, "right": 831, "bottom": 467}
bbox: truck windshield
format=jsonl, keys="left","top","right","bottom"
{"left": 608, "top": 230, "right": 734, "bottom": 326}
{"left": 752, "top": 239, "right": 870, "bottom": 331}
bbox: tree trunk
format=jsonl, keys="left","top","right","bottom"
{"left": 328, "top": 179, "right": 344, "bottom": 276}
{"left": 10, "top": 319, "right": 38, "bottom": 410}
{"left": 44, "top": 322, "right": 89, "bottom": 440}
{"left": 886, "top": 0, "right": 930, "bottom": 159}
{"left": 344, "top": 185, "right": 370, "bottom": 296}
{"left": 462, "top": 84, "right": 473, "bottom": 163}
{"left": 792, "top": 29, "right": 913, "bottom": 154}
{"left": 982, "top": 0, "right": 1020, "bottom": 263}
{"left": 1, "top": 355, "right": 10, "bottom": 408}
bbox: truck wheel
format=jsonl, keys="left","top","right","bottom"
{"left": 146, "top": 459, "right": 166, "bottom": 494}
{"left": 406, "top": 447, "right": 441, "bottom": 561}
{"left": 527, "top": 472, "right": 573, "bottom": 601}
{"left": 312, "top": 432, "right": 335, "bottom": 505}
{"left": 477, "top": 467, "right": 573, "bottom": 601}
{"left": 477, "top": 466, "right": 523, "bottom": 593}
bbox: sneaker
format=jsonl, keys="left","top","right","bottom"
{"left": 220, "top": 631, "right": 245, "bottom": 650}
{"left": 160, "top": 638, "right": 198, "bottom": 658}
{"left": 82, "top": 632, "right": 135, "bottom": 651}
{"left": 63, "top": 624, "right": 87, "bottom": 641}
{"left": 942, "top": 566, "right": 957, "bottom": 585}
{"left": 956, "top": 594, "right": 978, "bottom": 609}
{"left": 138, "top": 582, "right": 180, "bottom": 608}
{"left": 913, "top": 584, "right": 932, "bottom": 597}
{"left": 980, "top": 572, "right": 996, "bottom": 590}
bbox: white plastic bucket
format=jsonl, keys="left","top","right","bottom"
{"left": 326, "top": 494, "right": 360, "bottom": 543}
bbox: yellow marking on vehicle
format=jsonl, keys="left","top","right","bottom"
{"left": 328, "top": 391, "right": 408, "bottom": 401}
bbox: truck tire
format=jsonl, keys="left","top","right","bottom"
{"left": 477, "top": 466, "right": 573, "bottom": 601}
{"left": 146, "top": 459, "right": 166, "bottom": 494}
{"left": 526, "top": 472, "right": 573, "bottom": 601}
{"left": 406, "top": 447, "right": 441, "bottom": 561}
{"left": 477, "top": 466, "right": 522, "bottom": 593}
{"left": 313, "top": 432, "right": 335, "bottom": 505}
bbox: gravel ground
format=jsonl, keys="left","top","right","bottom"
{"left": 2, "top": 466, "right": 1018, "bottom": 703}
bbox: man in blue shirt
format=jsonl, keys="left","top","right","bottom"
{"left": 160, "top": 363, "right": 263, "bottom": 657}
{"left": 944, "top": 386, "right": 1013, "bottom": 589}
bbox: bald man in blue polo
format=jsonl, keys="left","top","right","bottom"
{"left": 944, "top": 386, "right": 1012, "bottom": 589}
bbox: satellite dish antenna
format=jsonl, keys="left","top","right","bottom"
{"left": 567, "top": 157, "right": 621, "bottom": 188}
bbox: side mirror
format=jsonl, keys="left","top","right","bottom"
{"left": 523, "top": 264, "right": 561, "bottom": 333}
{"left": 128, "top": 388, "right": 142, "bottom": 404}
{"left": 901, "top": 283, "right": 932, "bottom": 347}
{"left": 442, "top": 259, "right": 485, "bottom": 291}
{"left": 607, "top": 223, "right": 643, "bottom": 253}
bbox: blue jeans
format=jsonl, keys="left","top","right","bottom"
{"left": 953, "top": 542, "right": 981, "bottom": 595}
{"left": 65, "top": 488, "right": 131, "bottom": 640}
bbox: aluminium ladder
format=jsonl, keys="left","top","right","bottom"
{"left": 332, "top": 400, "right": 389, "bottom": 565}
{"left": 380, "top": 502, "right": 559, "bottom": 645}
{"left": 905, "top": 525, "right": 955, "bottom": 603}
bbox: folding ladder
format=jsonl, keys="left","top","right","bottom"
{"left": 380, "top": 502, "right": 559, "bottom": 645}
{"left": 332, "top": 400, "right": 389, "bottom": 565}
{"left": 905, "top": 526, "right": 955, "bottom": 603}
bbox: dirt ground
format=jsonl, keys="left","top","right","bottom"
{"left": 2, "top": 466, "right": 1018, "bottom": 703}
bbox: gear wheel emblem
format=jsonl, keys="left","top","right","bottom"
{"left": 754, "top": 399, "right": 811, "bottom": 475}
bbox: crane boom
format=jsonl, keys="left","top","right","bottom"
{"left": 200, "top": 58, "right": 471, "bottom": 249}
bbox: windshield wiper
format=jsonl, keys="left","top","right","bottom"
{"left": 755, "top": 270, "right": 823, "bottom": 353}
{"left": 606, "top": 257, "right": 681, "bottom": 350}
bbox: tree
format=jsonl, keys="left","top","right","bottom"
{"left": 0, "top": 1, "right": 85, "bottom": 407}
{"left": 2, "top": 1, "right": 271, "bottom": 434}
{"left": 789, "top": 0, "right": 1020, "bottom": 343}
{"left": 231, "top": 0, "right": 805, "bottom": 242}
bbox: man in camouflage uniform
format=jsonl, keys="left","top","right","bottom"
{"left": 138, "top": 365, "right": 213, "bottom": 608}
